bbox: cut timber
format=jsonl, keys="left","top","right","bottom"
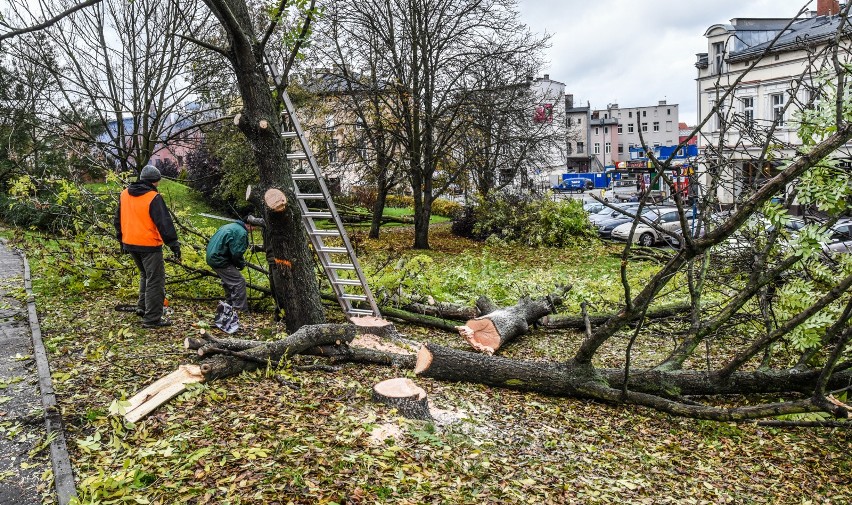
{"left": 264, "top": 188, "right": 287, "bottom": 212}
{"left": 456, "top": 295, "right": 560, "bottom": 354}
{"left": 124, "top": 365, "right": 204, "bottom": 423}
{"left": 372, "top": 378, "right": 432, "bottom": 420}
{"left": 350, "top": 316, "right": 400, "bottom": 339}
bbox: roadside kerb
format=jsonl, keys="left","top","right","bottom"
{"left": 20, "top": 251, "right": 77, "bottom": 505}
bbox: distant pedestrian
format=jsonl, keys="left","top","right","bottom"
{"left": 206, "top": 220, "right": 250, "bottom": 312}
{"left": 114, "top": 165, "right": 181, "bottom": 329}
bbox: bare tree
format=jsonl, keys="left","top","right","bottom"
{"left": 316, "top": 0, "right": 549, "bottom": 249}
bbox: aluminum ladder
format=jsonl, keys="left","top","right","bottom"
{"left": 273, "top": 87, "right": 381, "bottom": 319}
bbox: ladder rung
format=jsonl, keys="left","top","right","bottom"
{"left": 347, "top": 309, "right": 375, "bottom": 316}
{"left": 328, "top": 263, "right": 355, "bottom": 270}
{"left": 332, "top": 279, "right": 362, "bottom": 286}
{"left": 304, "top": 211, "right": 333, "bottom": 218}
{"left": 319, "top": 247, "right": 348, "bottom": 254}
{"left": 296, "top": 193, "right": 325, "bottom": 200}
{"left": 309, "top": 229, "right": 340, "bottom": 237}
{"left": 292, "top": 173, "right": 317, "bottom": 180}
{"left": 341, "top": 294, "right": 368, "bottom": 301}
{"left": 281, "top": 131, "right": 298, "bottom": 139}
{"left": 287, "top": 153, "right": 307, "bottom": 160}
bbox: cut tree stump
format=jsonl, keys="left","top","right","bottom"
{"left": 456, "top": 295, "right": 560, "bottom": 354}
{"left": 124, "top": 365, "right": 204, "bottom": 423}
{"left": 372, "top": 378, "right": 432, "bottom": 420}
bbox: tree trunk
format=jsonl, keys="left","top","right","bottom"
{"left": 415, "top": 343, "right": 852, "bottom": 399}
{"left": 198, "top": 324, "right": 354, "bottom": 381}
{"left": 204, "top": 0, "right": 325, "bottom": 332}
{"left": 369, "top": 174, "right": 390, "bottom": 239}
{"left": 456, "top": 295, "right": 557, "bottom": 354}
{"left": 372, "top": 378, "right": 432, "bottom": 420}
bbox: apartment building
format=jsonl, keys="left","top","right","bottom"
{"left": 588, "top": 101, "right": 680, "bottom": 170}
{"left": 695, "top": 0, "right": 849, "bottom": 205}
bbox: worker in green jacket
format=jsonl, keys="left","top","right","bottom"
{"left": 206, "top": 221, "right": 250, "bottom": 311}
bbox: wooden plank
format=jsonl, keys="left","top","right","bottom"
{"left": 124, "top": 365, "right": 203, "bottom": 422}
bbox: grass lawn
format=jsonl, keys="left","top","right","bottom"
{"left": 4, "top": 185, "right": 850, "bottom": 504}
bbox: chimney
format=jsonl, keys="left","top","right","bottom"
{"left": 543, "top": 73, "right": 549, "bottom": 80}
{"left": 659, "top": 100, "right": 667, "bottom": 105}
{"left": 817, "top": 0, "right": 840, "bottom": 16}
{"left": 566, "top": 94, "right": 574, "bottom": 109}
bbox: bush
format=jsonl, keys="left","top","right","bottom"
{"left": 452, "top": 194, "right": 595, "bottom": 247}
{"left": 155, "top": 158, "right": 180, "bottom": 179}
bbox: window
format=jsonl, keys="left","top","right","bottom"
{"left": 176, "top": 155, "right": 184, "bottom": 166}
{"left": 772, "top": 93, "right": 785, "bottom": 125}
{"left": 666, "top": 121, "right": 673, "bottom": 132}
{"left": 604, "top": 113, "right": 608, "bottom": 119}
{"left": 326, "top": 140, "right": 338, "bottom": 163}
{"left": 642, "top": 110, "right": 647, "bottom": 117}
{"left": 667, "top": 108, "right": 671, "bottom": 115}
{"left": 566, "top": 142, "right": 573, "bottom": 155}
{"left": 605, "top": 142, "right": 611, "bottom": 154}
{"left": 594, "top": 143, "right": 601, "bottom": 154}
{"left": 577, "top": 118, "right": 582, "bottom": 125}
{"left": 355, "top": 117, "right": 366, "bottom": 130}
{"left": 629, "top": 111, "right": 633, "bottom": 118}
{"left": 653, "top": 122, "right": 660, "bottom": 132}
{"left": 641, "top": 122, "right": 648, "bottom": 132}
{"left": 741, "top": 96, "right": 754, "bottom": 124}
{"left": 618, "top": 144, "right": 624, "bottom": 154}
{"left": 713, "top": 41, "right": 725, "bottom": 74}
{"left": 617, "top": 124, "right": 623, "bottom": 134}
{"left": 628, "top": 124, "right": 634, "bottom": 134}
{"left": 577, "top": 142, "right": 584, "bottom": 154}
{"left": 653, "top": 142, "right": 661, "bottom": 148}
{"left": 324, "top": 115, "right": 335, "bottom": 132}
{"left": 595, "top": 127, "right": 599, "bottom": 135}
{"left": 604, "top": 127, "right": 609, "bottom": 134}
{"left": 356, "top": 138, "right": 367, "bottom": 159}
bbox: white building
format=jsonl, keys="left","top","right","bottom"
{"left": 695, "top": 0, "right": 849, "bottom": 206}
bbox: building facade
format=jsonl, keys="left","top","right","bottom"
{"left": 695, "top": 0, "right": 848, "bottom": 206}
{"left": 588, "top": 101, "right": 681, "bottom": 170}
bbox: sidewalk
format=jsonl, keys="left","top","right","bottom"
{"left": 0, "top": 239, "right": 74, "bottom": 504}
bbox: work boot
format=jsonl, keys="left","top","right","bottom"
{"left": 142, "top": 319, "right": 173, "bottom": 329}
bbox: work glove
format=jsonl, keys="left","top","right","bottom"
{"left": 170, "top": 244, "right": 182, "bottom": 262}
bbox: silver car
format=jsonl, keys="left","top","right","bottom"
{"left": 610, "top": 207, "right": 696, "bottom": 247}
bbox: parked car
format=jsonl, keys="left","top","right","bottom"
{"left": 821, "top": 219, "right": 852, "bottom": 253}
{"left": 582, "top": 201, "right": 605, "bottom": 214}
{"left": 554, "top": 178, "right": 594, "bottom": 193}
{"left": 597, "top": 206, "right": 665, "bottom": 239}
{"left": 611, "top": 207, "right": 696, "bottom": 247}
{"left": 588, "top": 202, "right": 642, "bottom": 226}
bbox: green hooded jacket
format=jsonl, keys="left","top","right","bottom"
{"left": 206, "top": 221, "right": 248, "bottom": 269}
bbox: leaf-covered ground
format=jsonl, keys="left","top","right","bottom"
{"left": 11, "top": 224, "right": 852, "bottom": 504}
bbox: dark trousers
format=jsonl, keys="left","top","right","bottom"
{"left": 213, "top": 265, "right": 248, "bottom": 311}
{"left": 129, "top": 249, "right": 166, "bottom": 324}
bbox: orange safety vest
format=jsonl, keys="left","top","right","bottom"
{"left": 119, "top": 189, "right": 163, "bottom": 247}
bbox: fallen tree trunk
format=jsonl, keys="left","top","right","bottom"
{"left": 403, "top": 301, "right": 478, "bottom": 320}
{"left": 199, "top": 324, "right": 355, "bottom": 381}
{"left": 415, "top": 343, "right": 852, "bottom": 399}
{"left": 456, "top": 295, "right": 560, "bottom": 354}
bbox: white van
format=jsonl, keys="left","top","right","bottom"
{"left": 609, "top": 179, "right": 639, "bottom": 202}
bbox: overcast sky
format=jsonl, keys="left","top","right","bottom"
{"left": 517, "top": 0, "right": 813, "bottom": 124}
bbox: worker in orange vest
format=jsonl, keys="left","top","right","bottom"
{"left": 113, "top": 165, "right": 181, "bottom": 328}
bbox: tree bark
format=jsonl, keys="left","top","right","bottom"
{"left": 456, "top": 295, "right": 557, "bottom": 354}
{"left": 372, "top": 378, "right": 432, "bottom": 420}
{"left": 198, "top": 324, "right": 355, "bottom": 381}
{"left": 203, "top": 0, "right": 325, "bottom": 332}
{"left": 543, "top": 303, "right": 691, "bottom": 330}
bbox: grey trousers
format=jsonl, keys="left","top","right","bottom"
{"left": 130, "top": 249, "right": 166, "bottom": 324}
{"left": 214, "top": 265, "right": 248, "bottom": 311}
